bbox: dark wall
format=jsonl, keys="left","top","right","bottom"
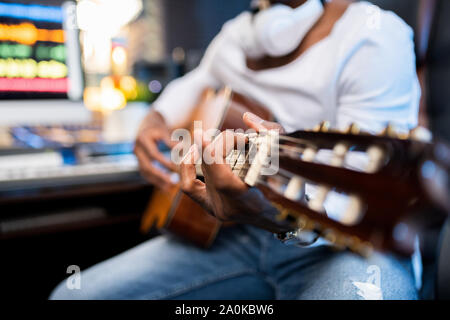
{"left": 163, "top": 0, "right": 252, "bottom": 53}
{"left": 427, "top": 0, "right": 450, "bottom": 141}
{"left": 162, "top": 0, "right": 420, "bottom": 55}
{"left": 370, "top": 0, "right": 450, "bottom": 141}
{"left": 367, "top": 0, "right": 419, "bottom": 30}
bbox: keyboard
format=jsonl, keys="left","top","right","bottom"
{"left": 0, "top": 152, "right": 141, "bottom": 192}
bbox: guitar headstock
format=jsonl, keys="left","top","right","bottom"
{"left": 239, "top": 123, "right": 450, "bottom": 256}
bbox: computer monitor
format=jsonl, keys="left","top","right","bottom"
{"left": 0, "top": 0, "right": 90, "bottom": 126}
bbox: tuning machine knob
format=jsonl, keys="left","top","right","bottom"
{"left": 410, "top": 126, "right": 433, "bottom": 142}
{"left": 313, "top": 121, "right": 330, "bottom": 133}
{"left": 345, "top": 123, "right": 361, "bottom": 135}
{"left": 380, "top": 123, "right": 398, "bottom": 138}
{"left": 366, "top": 145, "right": 386, "bottom": 173}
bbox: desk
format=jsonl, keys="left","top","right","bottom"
{"left": 0, "top": 103, "right": 157, "bottom": 299}
{"left": 0, "top": 176, "right": 152, "bottom": 240}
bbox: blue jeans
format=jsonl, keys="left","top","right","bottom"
{"left": 50, "top": 224, "right": 418, "bottom": 300}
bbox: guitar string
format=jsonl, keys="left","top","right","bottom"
{"left": 241, "top": 141, "right": 361, "bottom": 169}
{"left": 200, "top": 134, "right": 363, "bottom": 178}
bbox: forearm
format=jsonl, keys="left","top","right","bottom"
{"left": 152, "top": 68, "right": 220, "bottom": 130}
{"left": 228, "top": 188, "right": 293, "bottom": 234}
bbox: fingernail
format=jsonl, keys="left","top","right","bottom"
{"left": 244, "top": 112, "right": 262, "bottom": 123}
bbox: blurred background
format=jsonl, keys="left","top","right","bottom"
{"left": 0, "top": 0, "right": 449, "bottom": 300}
{"left": 0, "top": 0, "right": 252, "bottom": 300}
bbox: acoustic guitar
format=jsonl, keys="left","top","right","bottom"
{"left": 140, "top": 87, "right": 273, "bottom": 248}
{"left": 141, "top": 88, "right": 450, "bottom": 256}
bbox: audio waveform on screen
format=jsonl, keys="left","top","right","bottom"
{"left": 36, "top": 45, "right": 65, "bottom": 61}
{"left": 0, "top": 44, "right": 66, "bottom": 61}
{"left": 0, "top": 2, "right": 63, "bottom": 23}
{"left": 0, "top": 2, "right": 70, "bottom": 96}
{"left": 0, "top": 23, "right": 65, "bottom": 45}
{"left": 0, "top": 43, "right": 32, "bottom": 59}
{"left": 0, "top": 59, "right": 67, "bottom": 78}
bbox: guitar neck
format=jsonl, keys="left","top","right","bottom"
{"left": 183, "top": 87, "right": 449, "bottom": 256}
{"left": 225, "top": 128, "right": 450, "bottom": 257}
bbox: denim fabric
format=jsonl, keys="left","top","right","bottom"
{"left": 50, "top": 224, "right": 418, "bottom": 300}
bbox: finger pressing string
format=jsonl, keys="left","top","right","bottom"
{"left": 243, "top": 112, "right": 285, "bottom": 133}
{"left": 203, "top": 131, "right": 248, "bottom": 165}
{"left": 179, "top": 144, "right": 210, "bottom": 210}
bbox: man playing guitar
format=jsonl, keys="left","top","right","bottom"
{"left": 51, "top": 0, "right": 421, "bottom": 299}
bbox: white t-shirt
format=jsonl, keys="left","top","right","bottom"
{"left": 154, "top": 1, "right": 420, "bottom": 134}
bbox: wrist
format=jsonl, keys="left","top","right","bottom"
{"left": 233, "top": 187, "right": 293, "bottom": 233}
{"left": 139, "top": 110, "right": 169, "bottom": 133}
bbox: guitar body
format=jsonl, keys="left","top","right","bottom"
{"left": 141, "top": 88, "right": 273, "bottom": 248}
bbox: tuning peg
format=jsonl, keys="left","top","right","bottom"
{"left": 345, "top": 123, "right": 360, "bottom": 135}
{"left": 380, "top": 123, "right": 398, "bottom": 138}
{"left": 313, "top": 121, "right": 330, "bottom": 132}
{"left": 340, "top": 196, "right": 364, "bottom": 225}
{"left": 397, "top": 132, "right": 410, "bottom": 140}
{"left": 410, "top": 126, "right": 433, "bottom": 142}
{"left": 284, "top": 176, "right": 304, "bottom": 201}
{"left": 313, "top": 124, "right": 320, "bottom": 132}
{"left": 366, "top": 145, "right": 385, "bottom": 173}
{"left": 321, "top": 121, "right": 331, "bottom": 132}
{"left": 308, "top": 186, "right": 329, "bottom": 212}
{"left": 302, "top": 148, "right": 317, "bottom": 162}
